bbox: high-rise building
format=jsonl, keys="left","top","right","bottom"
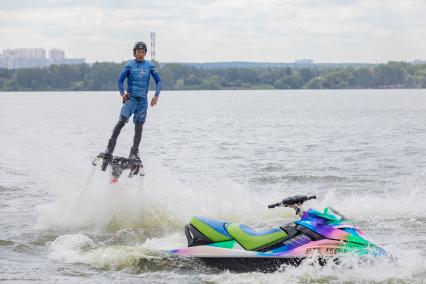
{"left": 3, "top": 48, "right": 46, "bottom": 59}
{"left": 0, "top": 48, "right": 84, "bottom": 69}
{"left": 48, "top": 49, "right": 66, "bottom": 65}
{"left": 49, "top": 49, "right": 65, "bottom": 60}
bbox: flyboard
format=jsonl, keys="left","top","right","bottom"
{"left": 92, "top": 153, "right": 144, "bottom": 183}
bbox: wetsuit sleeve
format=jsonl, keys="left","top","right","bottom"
{"left": 150, "top": 64, "right": 162, "bottom": 97}
{"left": 117, "top": 65, "right": 130, "bottom": 95}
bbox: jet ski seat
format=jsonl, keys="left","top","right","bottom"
{"left": 190, "top": 216, "right": 232, "bottom": 243}
{"left": 190, "top": 216, "right": 288, "bottom": 251}
{"left": 226, "top": 224, "right": 288, "bottom": 250}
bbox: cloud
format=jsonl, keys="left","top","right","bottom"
{"left": 0, "top": 0, "right": 425, "bottom": 62}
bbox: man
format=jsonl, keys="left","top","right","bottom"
{"left": 103, "top": 41, "right": 162, "bottom": 166}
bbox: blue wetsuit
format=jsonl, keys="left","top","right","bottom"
{"left": 117, "top": 59, "right": 162, "bottom": 123}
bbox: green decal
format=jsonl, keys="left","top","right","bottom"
{"left": 209, "top": 240, "right": 236, "bottom": 249}
{"left": 227, "top": 224, "right": 287, "bottom": 251}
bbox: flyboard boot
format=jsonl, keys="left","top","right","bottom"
{"left": 128, "top": 147, "right": 144, "bottom": 177}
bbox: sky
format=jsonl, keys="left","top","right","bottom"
{"left": 0, "top": 0, "right": 425, "bottom": 63}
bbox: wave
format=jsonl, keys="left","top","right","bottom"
{"left": 251, "top": 174, "right": 351, "bottom": 184}
{"left": 38, "top": 156, "right": 426, "bottom": 281}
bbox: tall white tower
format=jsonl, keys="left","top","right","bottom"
{"left": 150, "top": 32, "right": 156, "bottom": 61}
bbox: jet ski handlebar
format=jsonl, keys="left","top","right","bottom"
{"left": 268, "top": 195, "right": 316, "bottom": 209}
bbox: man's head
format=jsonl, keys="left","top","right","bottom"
{"left": 133, "top": 42, "right": 147, "bottom": 61}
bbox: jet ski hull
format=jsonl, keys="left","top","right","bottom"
{"left": 198, "top": 257, "right": 304, "bottom": 272}
{"left": 169, "top": 202, "right": 389, "bottom": 272}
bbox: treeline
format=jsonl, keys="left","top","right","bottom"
{"left": 1, "top": 61, "right": 426, "bottom": 91}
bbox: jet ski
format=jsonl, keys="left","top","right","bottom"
{"left": 169, "top": 195, "right": 388, "bottom": 272}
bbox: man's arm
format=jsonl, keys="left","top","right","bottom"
{"left": 150, "top": 65, "right": 162, "bottom": 96}
{"left": 150, "top": 64, "right": 162, "bottom": 106}
{"left": 117, "top": 65, "right": 130, "bottom": 96}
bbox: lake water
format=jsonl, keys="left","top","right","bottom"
{"left": 1, "top": 90, "right": 426, "bottom": 283}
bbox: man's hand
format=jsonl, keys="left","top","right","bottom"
{"left": 121, "top": 92, "right": 130, "bottom": 103}
{"left": 150, "top": 95, "right": 159, "bottom": 107}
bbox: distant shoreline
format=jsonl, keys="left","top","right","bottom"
{"left": 2, "top": 89, "right": 426, "bottom": 93}
{"left": 1, "top": 61, "right": 425, "bottom": 91}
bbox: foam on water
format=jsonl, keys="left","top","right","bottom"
{"left": 48, "top": 233, "right": 164, "bottom": 271}
{"left": 37, "top": 154, "right": 425, "bottom": 236}
{"left": 40, "top": 159, "right": 426, "bottom": 282}
{"left": 48, "top": 233, "right": 425, "bottom": 283}
{"left": 199, "top": 252, "right": 426, "bottom": 283}
{"left": 36, "top": 156, "right": 293, "bottom": 235}
{"left": 317, "top": 173, "right": 426, "bottom": 219}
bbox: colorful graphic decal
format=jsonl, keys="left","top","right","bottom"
{"left": 170, "top": 207, "right": 387, "bottom": 258}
